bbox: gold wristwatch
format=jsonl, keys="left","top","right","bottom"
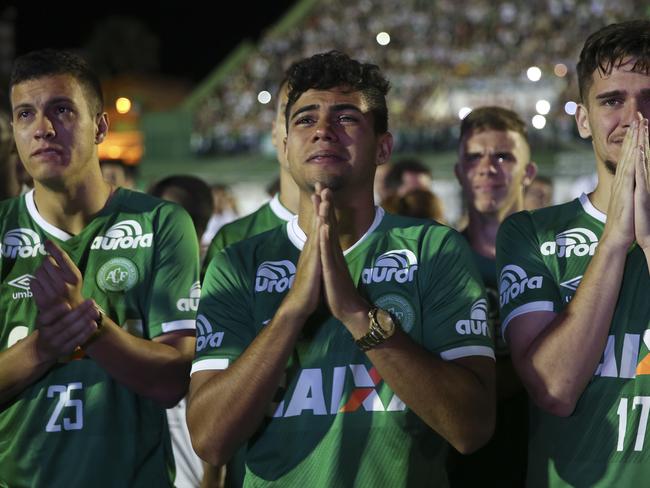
{"left": 355, "top": 307, "right": 398, "bottom": 351}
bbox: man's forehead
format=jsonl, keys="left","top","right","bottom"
{"left": 590, "top": 57, "right": 650, "bottom": 89}
{"left": 463, "top": 129, "right": 525, "bottom": 151}
{"left": 291, "top": 87, "right": 368, "bottom": 113}
{"left": 11, "top": 74, "right": 84, "bottom": 106}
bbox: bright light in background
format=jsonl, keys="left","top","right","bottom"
{"left": 458, "top": 107, "right": 472, "bottom": 119}
{"left": 532, "top": 115, "right": 546, "bottom": 129}
{"left": 536, "top": 99, "right": 551, "bottom": 115}
{"left": 257, "top": 91, "right": 272, "bottom": 104}
{"left": 376, "top": 32, "right": 391, "bottom": 46}
{"left": 526, "top": 66, "right": 542, "bottom": 82}
{"left": 554, "top": 63, "right": 568, "bottom": 77}
{"left": 564, "top": 101, "right": 577, "bottom": 115}
{"left": 115, "top": 97, "right": 131, "bottom": 114}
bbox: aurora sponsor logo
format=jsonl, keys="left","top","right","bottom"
{"left": 361, "top": 249, "right": 418, "bottom": 285}
{"left": 499, "top": 264, "right": 543, "bottom": 306}
{"left": 255, "top": 260, "right": 296, "bottom": 293}
{"left": 195, "top": 314, "right": 224, "bottom": 352}
{"left": 8, "top": 274, "right": 35, "bottom": 299}
{"left": 540, "top": 228, "right": 598, "bottom": 258}
{"left": 91, "top": 220, "right": 153, "bottom": 250}
{"left": 272, "top": 364, "right": 405, "bottom": 418}
{"left": 455, "top": 299, "right": 490, "bottom": 337}
{"left": 177, "top": 281, "right": 201, "bottom": 311}
{"left": 1, "top": 228, "right": 46, "bottom": 259}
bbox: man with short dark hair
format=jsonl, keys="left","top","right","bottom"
{"left": 451, "top": 105, "right": 537, "bottom": 486}
{"left": 188, "top": 50, "right": 495, "bottom": 486}
{"left": 497, "top": 20, "right": 650, "bottom": 486}
{"left": 0, "top": 49, "right": 198, "bottom": 486}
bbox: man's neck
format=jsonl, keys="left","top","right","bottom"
{"left": 588, "top": 163, "right": 614, "bottom": 215}
{"left": 33, "top": 173, "right": 113, "bottom": 235}
{"left": 297, "top": 190, "right": 376, "bottom": 251}
{"left": 278, "top": 168, "right": 300, "bottom": 214}
{"left": 465, "top": 212, "right": 499, "bottom": 259}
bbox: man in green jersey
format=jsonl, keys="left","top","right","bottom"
{"left": 202, "top": 77, "right": 298, "bottom": 277}
{"left": 0, "top": 49, "right": 198, "bottom": 486}
{"left": 496, "top": 20, "right": 650, "bottom": 487}
{"left": 451, "top": 106, "right": 537, "bottom": 486}
{"left": 188, "top": 50, "right": 496, "bottom": 487}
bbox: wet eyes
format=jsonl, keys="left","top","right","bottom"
{"left": 294, "top": 114, "right": 358, "bottom": 126}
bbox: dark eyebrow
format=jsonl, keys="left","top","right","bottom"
{"left": 290, "top": 103, "right": 364, "bottom": 121}
{"left": 595, "top": 90, "right": 625, "bottom": 100}
{"left": 331, "top": 103, "right": 363, "bottom": 113}
{"left": 290, "top": 104, "right": 319, "bottom": 121}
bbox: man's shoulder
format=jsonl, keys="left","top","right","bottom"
{"left": 503, "top": 199, "right": 583, "bottom": 234}
{"left": 0, "top": 194, "right": 24, "bottom": 217}
{"left": 112, "top": 188, "right": 174, "bottom": 214}
{"left": 218, "top": 202, "right": 275, "bottom": 237}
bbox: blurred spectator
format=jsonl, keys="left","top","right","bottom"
{"left": 100, "top": 158, "right": 138, "bottom": 189}
{"left": 396, "top": 189, "right": 446, "bottom": 222}
{"left": 148, "top": 175, "right": 214, "bottom": 249}
{"left": 148, "top": 174, "right": 215, "bottom": 488}
{"left": 524, "top": 174, "right": 554, "bottom": 210}
{"left": 201, "top": 183, "right": 239, "bottom": 248}
{"left": 384, "top": 158, "right": 433, "bottom": 198}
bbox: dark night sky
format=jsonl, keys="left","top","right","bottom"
{"left": 6, "top": 2, "right": 298, "bottom": 83}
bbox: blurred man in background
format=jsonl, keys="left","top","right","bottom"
{"left": 452, "top": 105, "right": 536, "bottom": 487}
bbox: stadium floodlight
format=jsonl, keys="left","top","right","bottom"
{"left": 257, "top": 91, "right": 272, "bottom": 104}
{"left": 376, "top": 32, "right": 391, "bottom": 46}
{"left": 115, "top": 97, "right": 132, "bottom": 114}
{"left": 527, "top": 66, "right": 542, "bottom": 82}
{"left": 536, "top": 100, "right": 551, "bottom": 115}
{"left": 564, "top": 101, "right": 577, "bottom": 115}
{"left": 554, "top": 63, "right": 568, "bottom": 77}
{"left": 458, "top": 107, "right": 472, "bottom": 119}
{"left": 532, "top": 115, "right": 546, "bottom": 129}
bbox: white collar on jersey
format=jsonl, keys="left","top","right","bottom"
{"left": 286, "top": 206, "right": 385, "bottom": 255}
{"left": 269, "top": 194, "right": 295, "bottom": 222}
{"left": 25, "top": 189, "right": 74, "bottom": 241}
{"left": 579, "top": 193, "right": 606, "bottom": 223}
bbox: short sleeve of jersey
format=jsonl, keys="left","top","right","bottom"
{"left": 201, "top": 230, "right": 228, "bottom": 279}
{"left": 420, "top": 227, "right": 495, "bottom": 361}
{"left": 192, "top": 247, "right": 255, "bottom": 374}
{"left": 147, "top": 203, "right": 200, "bottom": 338}
{"left": 496, "top": 211, "right": 561, "bottom": 340}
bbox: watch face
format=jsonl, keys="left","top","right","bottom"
{"left": 376, "top": 308, "right": 396, "bottom": 336}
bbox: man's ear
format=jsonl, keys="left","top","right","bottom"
{"left": 523, "top": 161, "right": 538, "bottom": 187}
{"left": 575, "top": 104, "right": 592, "bottom": 139}
{"left": 377, "top": 132, "right": 393, "bottom": 165}
{"left": 95, "top": 112, "right": 109, "bottom": 144}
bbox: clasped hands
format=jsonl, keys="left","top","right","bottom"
{"left": 604, "top": 112, "right": 650, "bottom": 252}
{"left": 282, "top": 183, "right": 369, "bottom": 332}
{"left": 30, "top": 240, "right": 100, "bottom": 361}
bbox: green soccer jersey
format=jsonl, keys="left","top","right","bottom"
{"left": 202, "top": 195, "right": 294, "bottom": 278}
{"left": 497, "top": 193, "right": 650, "bottom": 487}
{"left": 194, "top": 208, "right": 494, "bottom": 487}
{"left": 0, "top": 188, "right": 200, "bottom": 487}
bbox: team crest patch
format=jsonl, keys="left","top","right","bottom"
{"left": 96, "top": 257, "right": 138, "bottom": 292}
{"left": 375, "top": 294, "right": 415, "bottom": 333}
